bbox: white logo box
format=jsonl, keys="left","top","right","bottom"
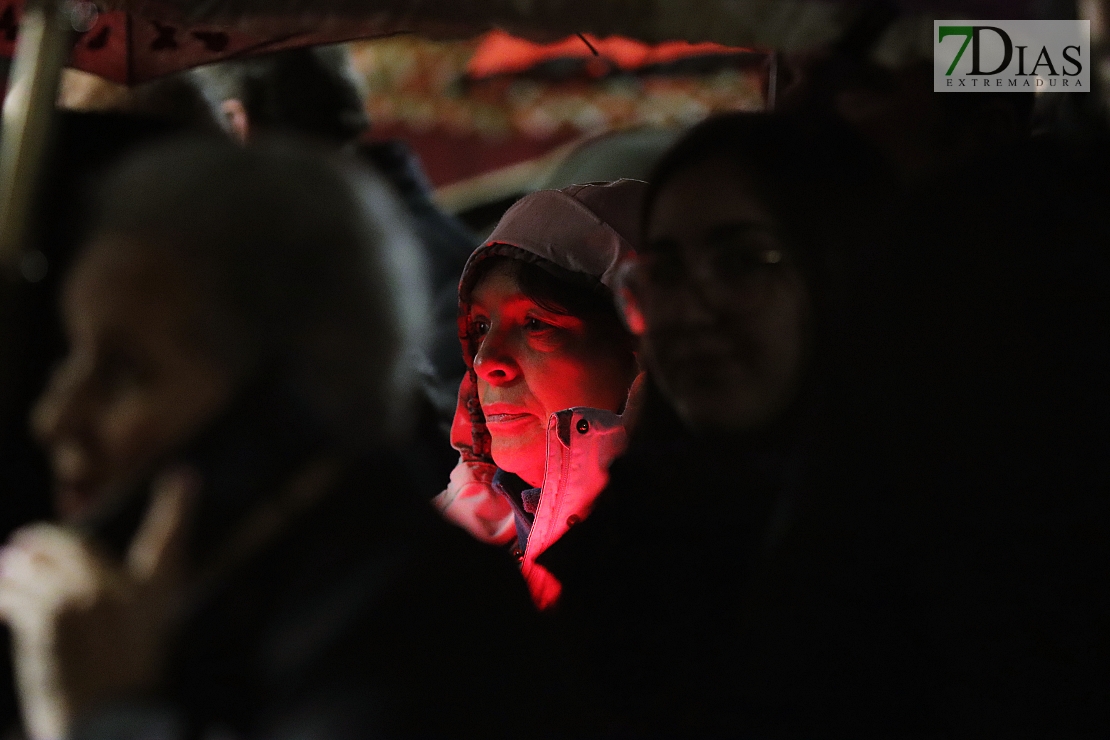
{"left": 934, "top": 20, "right": 1090, "bottom": 92}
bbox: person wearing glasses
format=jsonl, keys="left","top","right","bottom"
{"left": 539, "top": 113, "right": 889, "bottom": 737}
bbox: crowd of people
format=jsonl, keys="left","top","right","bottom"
{"left": 0, "top": 40, "right": 1107, "bottom": 739}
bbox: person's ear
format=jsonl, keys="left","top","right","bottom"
{"left": 220, "top": 99, "right": 250, "bottom": 144}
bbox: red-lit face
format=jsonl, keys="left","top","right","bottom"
{"left": 468, "top": 262, "right": 636, "bottom": 487}
{"left": 30, "top": 238, "right": 237, "bottom": 522}
{"left": 641, "top": 159, "right": 811, "bottom": 431}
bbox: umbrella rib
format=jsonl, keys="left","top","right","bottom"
{"left": 576, "top": 33, "right": 600, "bottom": 56}
{"left": 126, "top": 11, "right": 134, "bottom": 85}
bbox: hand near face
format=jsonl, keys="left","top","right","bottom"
{"left": 0, "top": 470, "right": 196, "bottom": 740}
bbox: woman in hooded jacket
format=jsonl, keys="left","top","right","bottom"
{"left": 433, "top": 179, "right": 644, "bottom": 609}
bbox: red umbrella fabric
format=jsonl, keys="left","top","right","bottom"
{"left": 0, "top": 0, "right": 390, "bottom": 84}
{"left": 1, "top": 0, "right": 1055, "bottom": 86}
{"left": 101, "top": 0, "right": 1051, "bottom": 54}
{"left": 103, "top": 0, "right": 852, "bottom": 55}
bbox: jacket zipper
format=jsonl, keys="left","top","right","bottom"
{"left": 525, "top": 412, "right": 575, "bottom": 564}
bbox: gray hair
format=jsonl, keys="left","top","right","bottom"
{"left": 88, "top": 137, "right": 429, "bottom": 449}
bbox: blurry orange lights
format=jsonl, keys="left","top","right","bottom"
{"left": 467, "top": 31, "right": 753, "bottom": 79}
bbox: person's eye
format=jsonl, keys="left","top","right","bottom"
{"left": 524, "top": 317, "right": 556, "bottom": 333}
{"left": 471, "top": 319, "right": 491, "bottom": 337}
{"left": 713, "top": 245, "right": 786, "bottom": 281}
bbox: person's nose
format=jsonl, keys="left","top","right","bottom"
{"left": 472, "top": 326, "right": 521, "bottom": 387}
{"left": 651, "top": 273, "right": 720, "bottom": 330}
{"left": 30, "top": 358, "right": 92, "bottom": 450}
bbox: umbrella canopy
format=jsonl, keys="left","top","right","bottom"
{"left": 0, "top": 0, "right": 398, "bottom": 84}
{"left": 100, "top": 0, "right": 1050, "bottom": 52}
{"left": 0, "top": 0, "right": 1057, "bottom": 85}
{"left": 99, "top": 0, "right": 851, "bottom": 52}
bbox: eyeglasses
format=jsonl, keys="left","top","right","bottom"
{"left": 630, "top": 231, "right": 794, "bottom": 312}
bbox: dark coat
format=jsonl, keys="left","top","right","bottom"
{"left": 539, "top": 382, "right": 792, "bottom": 737}
{"left": 74, "top": 451, "right": 539, "bottom": 740}
{"left": 540, "top": 139, "right": 1110, "bottom": 737}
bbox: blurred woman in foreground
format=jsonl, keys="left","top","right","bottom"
{"left": 0, "top": 139, "right": 535, "bottom": 740}
{"left": 435, "top": 180, "right": 643, "bottom": 609}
